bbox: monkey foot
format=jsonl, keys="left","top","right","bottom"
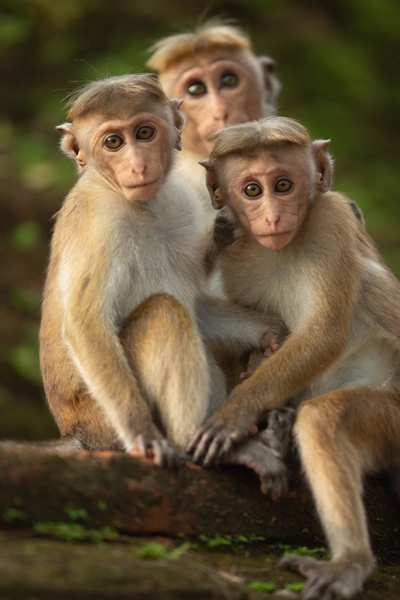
{"left": 280, "top": 553, "right": 373, "bottom": 600}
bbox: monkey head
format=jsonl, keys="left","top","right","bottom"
{"left": 56, "top": 75, "right": 184, "bottom": 202}
{"left": 201, "top": 117, "right": 332, "bottom": 251}
{"left": 147, "top": 22, "right": 280, "bottom": 157}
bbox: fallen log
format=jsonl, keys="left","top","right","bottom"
{"left": 0, "top": 447, "right": 398, "bottom": 561}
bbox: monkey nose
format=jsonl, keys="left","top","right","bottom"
{"left": 266, "top": 215, "right": 281, "bottom": 229}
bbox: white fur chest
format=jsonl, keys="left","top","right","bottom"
{"left": 219, "top": 240, "right": 313, "bottom": 331}
{"left": 111, "top": 172, "right": 205, "bottom": 322}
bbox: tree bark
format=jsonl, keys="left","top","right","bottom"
{"left": 0, "top": 447, "right": 398, "bottom": 561}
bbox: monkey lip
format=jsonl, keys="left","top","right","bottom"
{"left": 257, "top": 230, "right": 293, "bottom": 238}
{"left": 256, "top": 230, "right": 295, "bottom": 250}
{"left": 127, "top": 177, "right": 161, "bottom": 189}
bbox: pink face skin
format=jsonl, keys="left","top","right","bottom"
{"left": 163, "top": 54, "right": 264, "bottom": 157}
{"left": 83, "top": 111, "right": 173, "bottom": 202}
{"left": 222, "top": 147, "right": 315, "bottom": 251}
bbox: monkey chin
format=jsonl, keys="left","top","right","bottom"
{"left": 255, "top": 231, "right": 294, "bottom": 251}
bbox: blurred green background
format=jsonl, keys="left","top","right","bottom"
{"left": 0, "top": 0, "right": 399, "bottom": 440}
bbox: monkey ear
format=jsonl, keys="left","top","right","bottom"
{"left": 56, "top": 123, "right": 86, "bottom": 173}
{"left": 258, "top": 56, "right": 281, "bottom": 111}
{"left": 199, "top": 159, "right": 226, "bottom": 210}
{"left": 170, "top": 98, "right": 185, "bottom": 151}
{"left": 312, "top": 139, "right": 333, "bottom": 193}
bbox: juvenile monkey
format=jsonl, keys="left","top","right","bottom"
{"left": 147, "top": 20, "right": 280, "bottom": 231}
{"left": 188, "top": 116, "right": 400, "bottom": 599}
{"left": 39, "top": 74, "right": 287, "bottom": 470}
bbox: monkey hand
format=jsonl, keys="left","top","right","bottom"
{"left": 213, "top": 207, "right": 242, "bottom": 250}
{"left": 131, "top": 435, "right": 181, "bottom": 469}
{"left": 187, "top": 407, "right": 259, "bottom": 468}
{"left": 258, "top": 407, "right": 296, "bottom": 453}
{"left": 240, "top": 329, "right": 284, "bottom": 380}
{"left": 218, "top": 431, "right": 289, "bottom": 499}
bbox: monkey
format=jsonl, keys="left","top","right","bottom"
{"left": 187, "top": 116, "right": 400, "bottom": 599}
{"left": 146, "top": 19, "right": 363, "bottom": 302}
{"left": 38, "top": 74, "right": 289, "bottom": 474}
{"left": 146, "top": 19, "right": 280, "bottom": 232}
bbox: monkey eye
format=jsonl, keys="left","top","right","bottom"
{"left": 220, "top": 72, "right": 238, "bottom": 88}
{"left": 187, "top": 81, "right": 207, "bottom": 96}
{"left": 243, "top": 182, "right": 263, "bottom": 198}
{"left": 274, "top": 178, "right": 293, "bottom": 193}
{"left": 136, "top": 126, "right": 155, "bottom": 140}
{"left": 104, "top": 134, "right": 124, "bottom": 150}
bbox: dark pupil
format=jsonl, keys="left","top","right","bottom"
{"left": 187, "top": 81, "right": 206, "bottom": 96}
{"left": 137, "top": 126, "right": 153, "bottom": 139}
{"left": 245, "top": 184, "right": 261, "bottom": 197}
{"left": 105, "top": 135, "right": 121, "bottom": 149}
{"left": 221, "top": 73, "right": 237, "bottom": 87}
{"left": 276, "top": 179, "right": 291, "bottom": 192}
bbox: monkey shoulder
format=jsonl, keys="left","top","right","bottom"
{"left": 174, "top": 152, "right": 219, "bottom": 231}
{"left": 158, "top": 168, "right": 205, "bottom": 235}
{"left": 307, "top": 192, "right": 358, "bottom": 243}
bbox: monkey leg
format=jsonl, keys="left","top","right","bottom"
{"left": 218, "top": 408, "right": 296, "bottom": 498}
{"left": 280, "top": 386, "right": 400, "bottom": 600}
{"left": 121, "top": 293, "right": 211, "bottom": 452}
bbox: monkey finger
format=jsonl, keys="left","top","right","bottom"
{"left": 239, "top": 371, "right": 253, "bottom": 380}
{"left": 192, "top": 431, "right": 222, "bottom": 465}
{"left": 187, "top": 420, "right": 225, "bottom": 459}
{"left": 203, "top": 433, "right": 233, "bottom": 467}
{"left": 186, "top": 426, "right": 207, "bottom": 455}
{"left": 260, "top": 470, "right": 288, "bottom": 499}
{"left": 134, "top": 435, "right": 152, "bottom": 459}
{"left": 260, "top": 330, "right": 279, "bottom": 352}
{"left": 152, "top": 440, "right": 180, "bottom": 470}
{"left": 229, "top": 422, "right": 258, "bottom": 444}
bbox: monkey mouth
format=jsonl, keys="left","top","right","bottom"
{"left": 257, "top": 230, "right": 293, "bottom": 238}
{"left": 128, "top": 177, "right": 161, "bottom": 189}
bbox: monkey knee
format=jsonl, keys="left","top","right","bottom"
{"left": 121, "top": 293, "right": 193, "bottom": 346}
{"left": 123, "top": 293, "right": 182, "bottom": 327}
{"left": 295, "top": 398, "right": 334, "bottom": 445}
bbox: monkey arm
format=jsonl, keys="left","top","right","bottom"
{"left": 189, "top": 247, "right": 358, "bottom": 465}
{"left": 189, "top": 320, "right": 346, "bottom": 466}
{"left": 59, "top": 239, "right": 163, "bottom": 453}
{"left": 64, "top": 308, "right": 161, "bottom": 448}
{"left": 196, "top": 294, "right": 288, "bottom": 353}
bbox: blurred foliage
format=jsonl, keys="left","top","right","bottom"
{"left": 0, "top": 0, "right": 399, "bottom": 437}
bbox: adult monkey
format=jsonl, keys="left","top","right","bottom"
{"left": 188, "top": 116, "right": 400, "bottom": 599}
{"left": 146, "top": 19, "right": 280, "bottom": 231}
{"left": 37, "top": 74, "right": 289, "bottom": 478}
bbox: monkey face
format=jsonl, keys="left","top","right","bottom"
{"left": 221, "top": 147, "right": 314, "bottom": 251}
{"left": 163, "top": 53, "right": 264, "bottom": 157}
{"left": 87, "top": 111, "right": 173, "bottom": 202}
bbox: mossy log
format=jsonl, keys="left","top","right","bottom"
{"left": 0, "top": 447, "right": 399, "bottom": 561}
